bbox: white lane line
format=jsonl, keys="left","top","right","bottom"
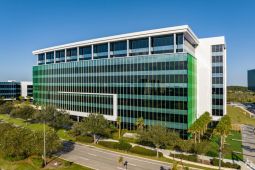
{"left": 87, "top": 153, "right": 97, "bottom": 156}
{"left": 129, "top": 163, "right": 137, "bottom": 166}
{"left": 117, "top": 167, "right": 125, "bottom": 170}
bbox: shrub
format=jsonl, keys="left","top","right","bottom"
{"left": 170, "top": 153, "right": 198, "bottom": 162}
{"left": 118, "top": 139, "right": 132, "bottom": 151}
{"left": 76, "top": 136, "right": 94, "bottom": 143}
{"left": 129, "top": 146, "right": 163, "bottom": 157}
{"left": 30, "top": 156, "right": 44, "bottom": 168}
{"left": 0, "top": 102, "right": 14, "bottom": 114}
{"left": 210, "top": 158, "right": 241, "bottom": 169}
{"left": 206, "top": 150, "right": 218, "bottom": 157}
{"left": 98, "top": 141, "right": 118, "bottom": 149}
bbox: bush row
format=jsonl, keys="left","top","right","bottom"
{"left": 210, "top": 158, "right": 241, "bottom": 169}
{"left": 170, "top": 153, "right": 198, "bottom": 162}
{"left": 98, "top": 139, "right": 132, "bottom": 151}
{"left": 98, "top": 141, "right": 163, "bottom": 157}
{"left": 76, "top": 136, "right": 94, "bottom": 143}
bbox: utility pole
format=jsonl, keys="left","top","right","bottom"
{"left": 43, "top": 118, "right": 46, "bottom": 166}
{"left": 219, "top": 136, "right": 222, "bottom": 170}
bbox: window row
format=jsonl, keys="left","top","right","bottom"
{"left": 119, "top": 99, "right": 187, "bottom": 110}
{"left": 212, "top": 55, "right": 223, "bottom": 63}
{"left": 212, "top": 66, "right": 223, "bottom": 73}
{"left": 37, "top": 33, "right": 185, "bottom": 63}
{"left": 34, "top": 74, "right": 188, "bottom": 84}
{"left": 212, "top": 45, "right": 224, "bottom": 52}
{"left": 212, "top": 88, "right": 223, "bottom": 94}
{"left": 212, "top": 77, "right": 223, "bottom": 84}
{"left": 212, "top": 109, "right": 223, "bottom": 116}
{"left": 34, "top": 61, "right": 188, "bottom": 75}
{"left": 35, "top": 86, "right": 188, "bottom": 97}
{"left": 212, "top": 99, "right": 223, "bottom": 105}
{"left": 120, "top": 110, "right": 187, "bottom": 123}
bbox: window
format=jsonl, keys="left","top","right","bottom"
{"left": 38, "top": 54, "right": 45, "bottom": 61}
{"left": 79, "top": 46, "right": 92, "bottom": 60}
{"left": 151, "top": 35, "right": 174, "bottom": 54}
{"left": 212, "top": 45, "right": 224, "bottom": 52}
{"left": 110, "top": 41, "right": 127, "bottom": 57}
{"left": 176, "top": 33, "right": 183, "bottom": 52}
{"left": 94, "top": 43, "right": 108, "bottom": 59}
{"left": 129, "top": 38, "right": 148, "bottom": 49}
{"left": 212, "top": 77, "right": 223, "bottom": 84}
{"left": 212, "top": 55, "right": 223, "bottom": 63}
{"left": 66, "top": 48, "right": 77, "bottom": 57}
{"left": 212, "top": 66, "right": 223, "bottom": 73}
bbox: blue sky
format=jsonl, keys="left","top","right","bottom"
{"left": 0, "top": 0, "right": 254, "bottom": 86}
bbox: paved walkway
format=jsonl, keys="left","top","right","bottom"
{"left": 241, "top": 125, "right": 255, "bottom": 169}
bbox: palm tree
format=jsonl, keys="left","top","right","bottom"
{"left": 135, "top": 117, "right": 144, "bottom": 131}
{"left": 116, "top": 116, "right": 122, "bottom": 139}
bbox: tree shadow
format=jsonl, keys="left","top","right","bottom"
{"left": 55, "top": 141, "right": 75, "bottom": 157}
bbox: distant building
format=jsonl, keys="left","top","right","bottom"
{"left": 248, "top": 69, "right": 255, "bottom": 91}
{"left": 0, "top": 81, "right": 33, "bottom": 100}
{"left": 32, "top": 25, "right": 226, "bottom": 138}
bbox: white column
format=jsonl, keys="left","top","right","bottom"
{"left": 54, "top": 51, "right": 56, "bottom": 64}
{"left": 91, "top": 45, "right": 94, "bottom": 60}
{"left": 77, "top": 47, "right": 79, "bottom": 62}
{"left": 108, "top": 42, "right": 110, "bottom": 58}
{"left": 44, "top": 53, "right": 46, "bottom": 64}
{"left": 65, "top": 49, "right": 67, "bottom": 62}
{"left": 174, "top": 34, "right": 176, "bottom": 53}
{"left": 148, "top": 36, "right": 151, "bottom": 55}
{"left": 127, "top": 40, "right": 129, "bottom": 57}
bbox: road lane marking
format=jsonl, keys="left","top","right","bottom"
{"left": 87, "top": 153, "right": 97, "bottom": 156}
{"left": 117, "top": 167, "right": 125, "bottom": 170}
{"left": 129, "top": 163, "right": 137, "bottom": 166}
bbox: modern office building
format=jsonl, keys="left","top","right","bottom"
{"left": 0, "top": 81, "right": 33, "bottom": 100}
{"left": 248, "top": 69, "right": 255, "bottom": 91}
{"left": 32, "top": 25, "right": 226, "bottom": 137}
{"left": 0, "top": 81, "right": 21, "bottom": 99}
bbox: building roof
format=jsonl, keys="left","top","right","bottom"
{"left": 32, "top": 25, "right": 199, "bottom": 55}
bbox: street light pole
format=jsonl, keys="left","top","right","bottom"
{"left": 44, "top": 119, "right": 46, "bottom": 167}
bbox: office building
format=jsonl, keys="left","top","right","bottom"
{"left": 0, "top": 81, "right": 33, "bottom": 100}
{"left": 248, "top": 69, "right": 255, "bottom": 91}
{"left": 32, "top": 25, "right": 226, "bottom": 137}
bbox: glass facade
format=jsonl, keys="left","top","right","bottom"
{"left": 211, "top": 45, "right": 224, "bottom": 116}
{"left": 248, "top": 69, "right": 255, "bottom": 91}
{"left": 0, "top": 82, "right": 21, "bottom": 99}
{"left": 27, "top": 85, "right": 33, "bottom": 97}
{"left": 33, "top": 53, "right": 196, "bottom": 138}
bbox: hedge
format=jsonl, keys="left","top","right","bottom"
{"left": 170, "top": 153, "right": 198, "bottom": 162}
{"left": 76, "top": 136, "right": 94, "bottom": 143}
{"left": 129, "top": 146, "right": 163, "bottom": 157}
{"left": 98, "top": 141, "right": 118, "bottom": 149}
{"left": 210, "top": 158, "right": 241, "bottom": 169}
{"left": 98, "top": 140, "right": 132, "bottom": 151}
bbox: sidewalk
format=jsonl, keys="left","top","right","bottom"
{"left": 100, "top": 138, "right": 244, "bottom": 169}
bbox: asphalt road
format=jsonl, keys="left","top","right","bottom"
{"left": 58, "top": 141, "right": 173, "bottom": 170}
{"left": 241, "top": 125, "right": 255, "bottom": 163}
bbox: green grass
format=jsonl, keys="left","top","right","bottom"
{"left": 0, "top": 154, "right": 92, "bottom": 170}
{"left": 224, "top": 131, "right": 243, "bottom": 160}
{"left": 57, "top": 129, "right": 76, "bottom": 141}
{"left": 227, "top": 105, "right": 255, "bottom": 126}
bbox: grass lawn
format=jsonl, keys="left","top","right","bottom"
{"left": 0, "top": 154, "right": 92, "bottom": 170}
{"left": 227, "top": 105, "right": 255, "bottom": 126}
{"left": 224, "top": 131, "right": 243, "bottom": 160}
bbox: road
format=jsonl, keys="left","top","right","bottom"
{"left": 241, "top": 125, "right": 255, "bottom": 164}
{"left": 58, "top": 142, "right": 177, "bottom": 170}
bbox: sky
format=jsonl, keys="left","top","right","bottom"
{"left": 0, "top": 0, "right": 254, "bottom": 86}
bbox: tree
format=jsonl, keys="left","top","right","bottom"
{"left": 10, "top": 104, "right": 36, "bottom": 120}
{"left": 81, "top": 113, "right": 111, "bottom": 144}
{"left": 116, "top": 116, "right": 122, "bottom": 139}
{"left": 36, "top": 106, "right": 73, "bottom": 130}
{"left": 188, "top": 112, "right": 211, "bottom": 143}
{"left": 0, "top": 102, "right": 14, "bottom": 114}
{"left": 135, "top": 117, "right": 144, "bottom": 131}
{"left": 139, "top": 125, "right": 173, "bottom": 157}
{"left": 213, "top": 115, "right": 231, "bottom": 170}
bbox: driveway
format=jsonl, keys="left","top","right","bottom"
{"left": 241, "top": 125, "right": 255, "bottom": 163}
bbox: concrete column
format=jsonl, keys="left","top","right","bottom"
{"left": 77, "top": 47, "right": 79, "bottom": 62}
{"left": 148, "top": 36, "right": 151, "bottom": 55}
{"left": 91, "top": 45, "right": 94, "bottom": 60}
{"left": 108, "top": 42, "right": 110, "bottom": 58}
{"left": 54, "top": 51, "right": 56, "bottom": 64}
{"left": 44, "top": 53, "right": 46, "bottom": 64}
{"left": 174, "top": 34, "right": 176, "bottom": 53}
{"left": 127, "top": 40, "right": 129, "bottom": 57}
{"left": 65, "top": 49, "right": 67, "bottom": 62}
